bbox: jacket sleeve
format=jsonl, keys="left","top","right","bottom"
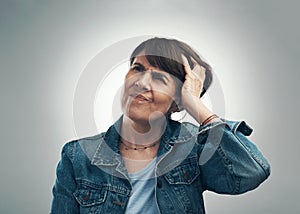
{"left": 51, "top": 141, "right": 79, "bottom": 214}
{"left": 197, "top": 120, "right": 270, "bottom": 194}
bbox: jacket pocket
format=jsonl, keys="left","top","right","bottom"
{"left": 73, "top": 180, "right": 108, "bottom": 213}
{"left": 164, "top": 157, "right": 200, "bottom": 185}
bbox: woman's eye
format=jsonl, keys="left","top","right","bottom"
{"left": 132, "top": 66, "right": 144, "bottom": 72}
{"left": 152, "top": 73, "right": 166, "bottom": 84}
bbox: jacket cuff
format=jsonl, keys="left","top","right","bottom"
{"left": 197, "top": 119, "right": 253, "bottom": 144}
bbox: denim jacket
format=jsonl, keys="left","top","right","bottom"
{"left": 51, "top": 117, "right": 270, "bottom": 214}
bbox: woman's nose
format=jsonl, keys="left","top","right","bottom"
{"left": 136, "top": 71, "right": 151, "bottom": 91}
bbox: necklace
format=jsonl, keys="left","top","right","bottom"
{"left": 120, "top": 140, "right": 158, "bottom": 150}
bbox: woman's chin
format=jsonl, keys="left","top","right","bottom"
{"left": 125, "top": 111, "right": 166, "bottom": 126}
{"left": 126, "top": 112, "right": 151, "bottom": 124}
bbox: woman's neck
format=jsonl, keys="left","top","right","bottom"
{"left": 121, "top": 115, "right": 167, "bottom": 146}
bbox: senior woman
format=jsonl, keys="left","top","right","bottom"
{"left": 51, "top": 37, "right": 270, "bottom": 213}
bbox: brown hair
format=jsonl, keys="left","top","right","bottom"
{"left": 130, "top": 37, "right": 213, "bottom": 98}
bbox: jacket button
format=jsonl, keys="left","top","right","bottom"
{"left": 157, "top": 179, "right": 162, "bottom": 188}
{"left": 83, "top": 190, "right": 90, "bottom": 201}
{"left": 182, "top": 168, "right": 190, "bottom": 181}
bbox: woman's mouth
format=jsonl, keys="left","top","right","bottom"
{"left": 131, "top": 94, "right": 152, "bottom": 102}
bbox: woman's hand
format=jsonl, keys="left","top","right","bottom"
{"left": 180, "top": 54, "right": 219, "bottom": 125}
{"left": 181, "top": 54, "right": 206, "bottom": 107}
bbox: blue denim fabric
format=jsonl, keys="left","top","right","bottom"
{"left": 51, "top": 117, "right": 270, "bottom": 214}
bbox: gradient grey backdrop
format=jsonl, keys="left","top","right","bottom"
{"left": 1, "top": 0, "right": 299, "bottom": 213}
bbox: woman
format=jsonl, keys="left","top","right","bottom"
{"left": 51, "top": 37, "right": 270, "bottom": 213}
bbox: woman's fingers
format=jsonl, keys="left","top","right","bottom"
{"left": 180, "top": 54, "right": 204, "bottom": 99}
{"left": 191, "top": 57, "right": 206, "bottom": 79}
{"left": 182, "top": 55, "right": 206, "bottom": 81}
{"left": 194, "top": 64, "right": 206, "bottom": 81}
{"left": 191, "top": 57, "right": 199, "bottom": 67}
{"left": 181, "top": 54, "right": 192, "bottom": 75}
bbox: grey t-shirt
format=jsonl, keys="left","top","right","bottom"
{"left": 126, "top": 158, "right": 159, "bottom": 213}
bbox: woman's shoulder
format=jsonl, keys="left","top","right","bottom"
{"left": 61, "top": 132, "right": 106, "bottom": 161}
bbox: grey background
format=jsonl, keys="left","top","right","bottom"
{"left": 0, "top": 0, "right": 299, "bottom": 213}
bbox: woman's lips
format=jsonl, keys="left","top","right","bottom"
{"left": 131, "top": 94, "right": 152, "bottom": 102}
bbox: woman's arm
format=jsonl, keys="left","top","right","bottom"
{"left": 197, "top": 120, "right": 270, "bottom": 194}
{"left": 180, "top": 55, "right": 270, "bottom": 193}
{"left": 51, "top": 142, "right": 79, "bottom": 214}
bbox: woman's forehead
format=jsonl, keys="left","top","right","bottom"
{"left": 132, "top": 56, "right": 167, "bottom": 73}
{"left": 132, "top": 55, "right": 150, "bottom": 66}
{"left": 131, "top": 53, "right": 185, "bottom": 85}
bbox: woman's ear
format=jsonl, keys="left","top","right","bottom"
{"left": 168, "top": 84, "right": 183, "bottom": 115}
{"left": 169, "top": 102, "right": 179, "bottom": 114}
{"left": 168, "top": 97, "right": 183, "bottom": 115}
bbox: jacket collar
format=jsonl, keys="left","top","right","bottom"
{"left": 91, "top": 116, "right": 193, "bottom": 167}
{"left": 91, "top": 116, "right": 123, "bottom": 166}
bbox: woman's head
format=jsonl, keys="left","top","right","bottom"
{"left": 122, "top": 37, "right": 213, "bottom": 122}
{"left": 129, "top": 37, "right": 213, "bottom": 98}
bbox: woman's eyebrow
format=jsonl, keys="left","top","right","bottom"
{"left": 152, "top": 71, "right": 170, "bottom": 81}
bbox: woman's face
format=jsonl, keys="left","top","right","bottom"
{"left": 122, "top": 55, "right": 178, "bottom": 123}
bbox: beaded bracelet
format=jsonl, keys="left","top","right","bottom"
{"left": 201, "top": 114, "right": 219, "bottom": 126}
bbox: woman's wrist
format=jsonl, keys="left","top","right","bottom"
{"left": 183, "top": 98, "right": 220, "bottom": 125}
{"left": 201, "top": 114, "right": 219, "bottom": 126}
